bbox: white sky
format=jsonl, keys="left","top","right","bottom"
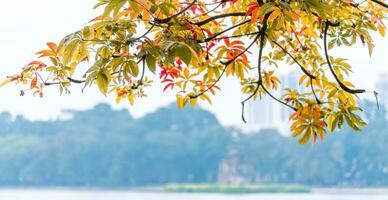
{"left": 0, "top": 0, "right": 387, "bottom": 127}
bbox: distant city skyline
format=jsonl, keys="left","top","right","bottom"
{"left": 245, "top": 72, "right": 388, "bottom": 133}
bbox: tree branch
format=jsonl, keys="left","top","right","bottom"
{"left": 241, "top": 20, "right": 267, "bottom": 123}
{"left": 323, "top": 22, "right": 365, "bottom": 94}
{"left": 154, "top": 0, "right": 197, "bottom": 23}
{"left": 370, "top": 0, "right": 388, "bottom": 9}
{"left": 261, "top": 84, "right": 297, "bottom": 111}
{"left": 310, "top": 78, "right": 322, "bottom": 104}
{"left": 214, "top": 31, "right": 261, "bottom": 40}
{"left": 194, "top": 12, "right": 246, "bottom": 26}
{"left": 271, "top": 39, "right": 316, "bottom": 79}
{"left": 204, "top": 19, "right": 251, "bottom": 42}
{"left": 191, "top": 31, "right": 261, "bottom": 98}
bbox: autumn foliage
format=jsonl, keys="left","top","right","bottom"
{"left": 2, "top": 0, "right": 388, "bottom": 144}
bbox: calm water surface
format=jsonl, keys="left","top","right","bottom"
{"left": 0, "top": 189, "right": 387, "bottom": 200}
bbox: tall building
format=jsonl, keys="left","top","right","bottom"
{"left": 245, "top": 72, "right": 304, "bottom": 134}
{"left": 376, "top": 74, "right": 388, "bottom": 108}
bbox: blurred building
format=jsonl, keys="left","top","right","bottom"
{"left": 244, "top": 72, "right": 303, "bottom": 134}
{"left": 218, "top": 147, "right": 253, "bottom": 185}
{"left": 376, "top": 74, "right": 388, "bottom": 108}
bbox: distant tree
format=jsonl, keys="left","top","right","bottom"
{"left": 1, "top": 0, "right": 387, "bottom": 144}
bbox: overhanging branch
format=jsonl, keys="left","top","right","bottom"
{"left": 154, "top": 0, "right": 197, "bottom": 23}
{"left": 194, "top": 12, "right": 246, "bottom": 26}
{"left": 371, "top": 0, "right": 388, "bottom": 9}
{"left": 192, "top": 31, "right": 261, "bottom": 98}
{"left": 323, "top": 22, "right": 365, "bottom": 94}
{"left": 271, "top": 40, "right": 316, "bottom": 79}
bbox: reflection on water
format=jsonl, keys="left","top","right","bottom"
{"left": 0, "top": 189, "right": 388, "bottom": 200}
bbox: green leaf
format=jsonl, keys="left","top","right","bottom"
{"left": 108, "top": 58, "right": 125, "bottom": 72}
{"left": 367, "top": 42, "right": 374, "bottom": 57}
{"left": 258, "top": 2, "right": 275, "bottom": 17}
{"left": 103, "top": 0, "right": 125, "bottom": 19}
{"left": 328, "top": 39, "right": 336, "bottom": 50}
{"left": 345, "top": 115, "right": 360, "bottom": 131}
{"left": 330, "top": 115, "right": 339, "bottom": 132}
{"left": 128, "top": 60, "right": 139, "bottom": 77}
{"left": 96, "top": 69, "right": 111, "bottom": 95}
{"left": 129, "top": 0, "right": 140, "bottom": 13}
{"left": 146, "top": 55, "right": 157, "bottom": 73}
{"left": 176, "top": 44, "right": 192, "bottom": 66}
{"left": 62, "top": 39, "right": 81, "bottom": 66}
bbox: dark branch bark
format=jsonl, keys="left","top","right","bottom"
{"left": 204, "top": 19, "right": 251, "bottom": 42}
{"left": 194, "top": 12, "right": 246, "bottom": 26}
{"left": 241, "top": 20, "right": 267, "bottom": 123}
{"left": 271, "top": 40, "right": 316, "bottom": 79}
{"left": 323, "top": 22, "right": 365, "bottom": 94}
{"left": 310, "top": 78, "right": 322, "bottom": 104}
{"left": 214, "top": 31, "right": 261, "bottom": 40}
{"left": 261, "top": 84, "right": 297, "bottom": 111}
{"left": 371, "top": 0, "right": 388, "bottom": 9}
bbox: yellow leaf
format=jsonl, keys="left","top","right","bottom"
{"left": 328, "top": 115, "right": 336, "bottom": 133}
{"left": 267, "top": 9, "right": 281, "bottom": 22}
{"left": 69, "top": 62, "right": 77, "bottom": 76}
{"left": 299, "top": 127, "right": 312, "bottom": 145}
{"left": 116, "top": 95, "right": 122, "bottom": 104}
{"left": 177, "top": 94, "right": 185, "bottom": 109}
{"left": 190, "top": 97, "right": 198, "bottom": 108}
{"left": 378, "top": 24, "right": 385, "bottom": 37}
{"left": 128, "top": 94, "right": 136, "bottom": 105}
{"left": 0, "top": 79, "right": 12, "bottom": 88}
{"left": 299, "top": 74, "right": 307, "bottom": 85}
{"left": 292, "top": 125, "right": 306, "bottom": 137}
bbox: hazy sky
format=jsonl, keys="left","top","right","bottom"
{"left": 0, "top": 0, "right": 387, "bottom": 127}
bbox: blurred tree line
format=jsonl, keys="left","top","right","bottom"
{"left": 0, "top": 101, "right": 386, "bottom": 187}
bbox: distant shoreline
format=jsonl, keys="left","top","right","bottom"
{"left": 313, "top": 188, "right": 388, "bottom": 194}
{"left": 1, "top": 186, "right": 388, "bottom": 194}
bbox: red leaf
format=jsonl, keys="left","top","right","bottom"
{"left": 208, "top": 43, "right": 216, "bottom": 50}
{"left": 163, "top": 83, "right": 174, "bottom": 92}
{"left": 176, "top": 59, "right": 183, "bottom": 66}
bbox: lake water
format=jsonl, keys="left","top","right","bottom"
{"left": 1, "top": 189, "right": 388, "bottom": 200}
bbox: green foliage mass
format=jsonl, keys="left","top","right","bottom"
{"left": 165, "top": 183, "right": 311, "bottom": 193}
{"left": 0, "top": 101, "right": 387, "bottom": 187}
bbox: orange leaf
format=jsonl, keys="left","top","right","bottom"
{"left": 30, "top": 76, "right": 38, "bottom": 89}
{"left": 47, "top": 42, "right": 57, "bottom": 52}
{"left": 245, "top": 2, "right": 259, "bottom": 18}
{"left": 24, "top": 61, "right": 47, "bottom": 71}
{"left": 36, "top": 50, "right": 55, "bottom": 58}
{"left": 289, "top": 112, "right": 298, "bottom": 121}
{"left": 251, "top": 7, "right": 260, "bottom": 24}
{"left": 25, "top": 61, "right": 46, "bottom": 67}
{"left": 89, "top": 15, "right": 103, "bottom": 22}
